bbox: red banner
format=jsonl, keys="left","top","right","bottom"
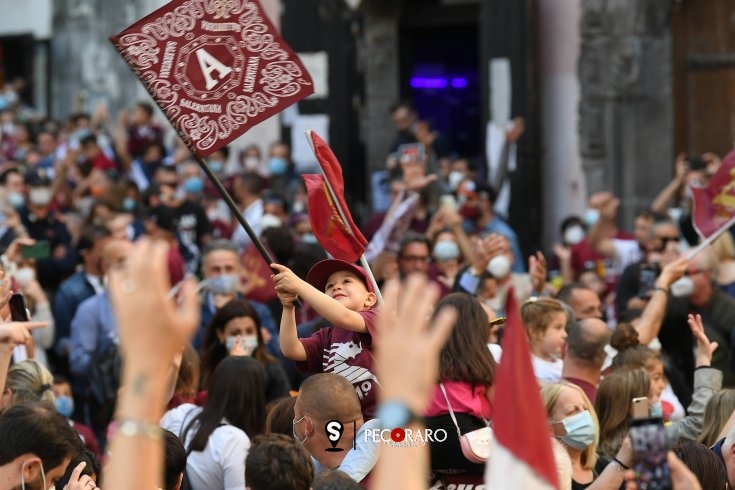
{"left": 691, "top": 151, "right": 735, "bottom": 238}
{"left": 240, "top": 242, "right": 276, "bottom": 303}
{"left": 110, "top": 0, "right": 313, "bottom": 158}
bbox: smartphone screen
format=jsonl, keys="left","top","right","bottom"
{"left": 9, "top": 293, "right": 30, "bottom": 322}
{"left": 21, "top": 241, "right": 50, "bottom": 260}
{"left": 629, "top": 417, "right": 672, "bottom": 490}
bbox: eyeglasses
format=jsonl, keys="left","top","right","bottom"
{"left": 400, "top": 255, "right": 429, "bottom": 263}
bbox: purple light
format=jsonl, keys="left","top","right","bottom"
{"left": 450, "top": 78, "right": 468, "bottom": 88}
{"left": 410, "top": 77, "right": 448, "bottom": 89}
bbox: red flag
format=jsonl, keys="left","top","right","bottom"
{"left": 486, "top": 290, "right": 558, "bottom": 488}
{"left": 303, "top": 173, "right": 367, "bottom": 263}
{"left": 240, "top": 243, "right": 276, "bottom": 303}
{"left": 109, "top": 0, "right": 313, "bottom": 158}
{"left": 691, "top": 151, "right": 735, "bottom": 238}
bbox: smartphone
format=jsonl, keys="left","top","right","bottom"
{"left": 9, "top": 293, "right": 30, "bottom": 322}
{"left": 398, "top": 143, "right": 426, "bottom": 164}
{"left": 21, "top": 241, "right": 50, "bottom": 260}
{"left": 687, "top": 157, "right": 707, "bottom": 171}
{"left": 440, "top": 194, "right": 458, "bottom": 212}
{"left": 638, "top": 264, "right": 660, "bottom": 299}
{"left": 629, "top": 417, "right": 672, "bottom": 490}
{"left": 631, "top": 397, "right": 649, "bottom": 420}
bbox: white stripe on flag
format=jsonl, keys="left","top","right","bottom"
{"left": 485, "top": 444, "right": 557, "bottom": 489}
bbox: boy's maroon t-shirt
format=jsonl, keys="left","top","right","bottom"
{"left": 296, "top": 308, "right": 380, "bottom": 419}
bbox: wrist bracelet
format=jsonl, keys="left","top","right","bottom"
{"left": 613, "top": 457, "right": 630, "bottom": 471}
{"left": 115, "top": 419, "right": 163, "bottom": 440}
{"left": 652, "top": 286, "right": 669, "bottom": 297}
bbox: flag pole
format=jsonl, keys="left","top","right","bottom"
{"left": 191, "top": 153, "right": 302, "bottom": 308}
{"left": 686, "top": 214, "right": 735, "bottom": 260}
{"left": 304, "top": 131, "right": 384, "bottom": 305}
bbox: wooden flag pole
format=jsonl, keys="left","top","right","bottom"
{"left": 193, "top": 155, "right": 302, "bottom": 308}
{"left": 686, "top": 213, "right": 735, "bottom": 261}
{"left": 304, "top": 131, "right": 384, "bottom": 305}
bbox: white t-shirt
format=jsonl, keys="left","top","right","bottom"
{"left": 531, "top": 355, "right": 563, "bottom": 382}
{"left": 611, "top": 239, "right": 643, "bottom": 276}
{"left": 161, "top": 403, "right": 251, "bottom": 490}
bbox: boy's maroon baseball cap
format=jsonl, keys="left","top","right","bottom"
{"left": 306, "top": 259, "right": 375, "bottom": 294}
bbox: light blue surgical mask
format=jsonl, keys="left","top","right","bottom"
{"left": 55, "top": 395, "right": 74, "bottom": 419}
{"left": 122, "top": 197, "right": 136, "bottom": 212}
{"left": 268, "top": 157, "right": 288, "bottom": 176}
{"left": 183, "top": 176, "right": 204, "bottom": 195}
{"left": 208, "top": 274, "right": 240, "bottom": 295}
{"left": 650, "top": 401, "right": 663, "bottom": 419}
{"left": 209, "top": 159, "right": 224, "bottom": 174}
{"left": 555, "top": 410, "right": 596, "bottom": 450}
{"left": 8, "top": 191, "right": 24, "bottom": 209}
{"left": 433, "top": 240, "right": 460, "bottom": 261}
{"left": 584, "top": 209, "right": 600, "bottom": 227}
{"left": 292, "top": 415, "right": 311, "bottom": 445}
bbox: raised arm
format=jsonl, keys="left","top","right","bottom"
{"left": 650, "top": 153, "right": 688, "bottom": 213}
{"left": 633, "top": 257, "right": 688, "bottom": 344}
{"left": 587, "top": 192, "right": 620, "bottom": 259}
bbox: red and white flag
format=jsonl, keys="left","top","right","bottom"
{"left": 303, "top": 131, "right": 367, "bottom": 263}
{"left": 110, "top": 0, "right": 313, "bottom": 158}
{"left": 485, "top": 290, "right": 559, "bottom": 489}
{"left": 691, "top": 151, "right": 735, "bottom": 238}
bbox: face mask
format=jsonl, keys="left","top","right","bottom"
{"left": 300, "top": 233, "right": 317, "bottom": 244}
{"left": 208, "top": 274, "right": 240, "bottom": 295}
{"left": 122, "top": 197, "right": 136, "bottom": 212}
{"left": 244, "top": 156, "right": 260, "bottom": 171}
{"left": 448, "top": 171, "right": 465, "bottom": 191}
{"left": 563, "top": 226, "right": 585, "bottom": 246}
{"left": 292, "top": 415, "right": 311, "bottom": 445}
{"left": 487, "top": 255, "right": 512, "bottom": 279}
{"left": 433, "top": 240, "right": 460, "bottom": 261}
{"left": 55, "top": 395, "right": 74, "bottom": 418}
{"left": 29, "top": 188, "right": 52, "bottom": 206}
{"left": 14, "top": 267, "right": 35, "bottom": 288}
{"left": 8, "top": 191, "right": 25, "bottom": 208}
{"left": 20, "top": 459, "right": 46, "bottom": 490}
{"left": 209, "top": 159, "right": 224, "bottom": 174}
{"left": 183, "top": 176, "right": 204, "bottom": 195}
{"left": 670, "top": 276, "right": 694, "bottom": 298}
{"left": 292, "top": 200, "right": 305, "bottom": 214}
{"left": 242, "top": 335, "right": 258, "bottom": 353}
{"left": 584, "top": 209, "right": 600, "bottom": 227}
{"left": 268, "top": 157, "right": 288, "bottom": 176}
{"left": 260, "top": 213, "right": 282, "bottom": 230}
{"left": 650, "top": 401, "right": 663, "bottom": 418}
{"left": 555, "top": 410, "right": 596, "bottom": 450}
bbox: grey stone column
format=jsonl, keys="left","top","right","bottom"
{"left": 579, "top": 0, "right": 674, "bottom": 227}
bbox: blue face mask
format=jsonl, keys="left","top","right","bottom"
{"left": 650, "top": 401, "right": 663, "bottom": 418}
{"left": 183, "top": 176, "right": 204, "bottom": 195}
{"left": 433, "top": 240, "right": 460, "bottom": 261}
{"left": 268, "top": 157, "right": 288, "bottom": 176}
{"left": 122, "top": 197, "right": 136, "bottom": 212}
{"left": 555, "top": 410, "right": 596, "bottom": 450}
{"left": 55, "top": 395, "right": 74, "bottom": 419}
{"left": 584, "top": 209, "right": 600, "bottom": 227}
{"left": 8, "top": 191, "right": 24, "bottom": 209}
{"left": 208, "top": 274, "right": 240, "bottom": 295}
{"left": 209, "top": 160, "right": 224, "bottom": 174}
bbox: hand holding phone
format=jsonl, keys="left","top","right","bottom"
{"left": 629, "top": 417, "right": 672, "bottom": 490}
{"left": 9, "top": 293, "right": 30, "bottom": 322}
{"left": 21, "top": 240, "right": 50, "bottom": 260}
{"left": 631, "top": 397, "right": 649, "bottom": 420}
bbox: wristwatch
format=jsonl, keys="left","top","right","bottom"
{"left": 376, "top": 400, "right": 424, "bottom": 429}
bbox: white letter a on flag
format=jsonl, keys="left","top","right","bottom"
{"left": 195, "top": 48, "right": 233, "bottom": 90}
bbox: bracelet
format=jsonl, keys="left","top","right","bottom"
{"left": 652, "top": 286, "right": 669, "bottom": 297}
{"left": 115, "top": 419, "right": 163, "bottom": 440}
{"left": 613, "top": 457, "right": 630, "bottom": 471}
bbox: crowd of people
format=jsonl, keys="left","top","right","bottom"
{"left": 0, "top": 76, "right": 732, "bottom": 490}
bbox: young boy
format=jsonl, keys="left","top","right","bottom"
{"left": 272, "top": 259, "right": 380, "bottom": 417}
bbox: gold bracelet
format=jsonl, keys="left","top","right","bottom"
{"left": 116, "top": 419, "right": 163, "bottom": 440}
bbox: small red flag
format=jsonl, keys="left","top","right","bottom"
{"left": 109, "top": 0, "right": 313, "bottom": 158}
{"left": 486, "top": 290, "right": 559, "bottom": 488}
{"left": 303, "top": 173, "right": 367, "bottom": 263}
{"left": 240, "top": 242, "right": 277, "bottom": 303}
{"left": 691, "top": 151, "right": 735, "bottom": 238}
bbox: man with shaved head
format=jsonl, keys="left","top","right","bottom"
{"left": 293, "top": 373, "right": 380, "bottom": 486}
{"left": 561, "top": 317, "right": 611, "bottom": 403}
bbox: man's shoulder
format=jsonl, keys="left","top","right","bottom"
{"left": 59, "top": 272, "right": 93, "bottom": 295}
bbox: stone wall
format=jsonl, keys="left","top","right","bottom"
{"left": 579, "top": 0, "right": 674, "bottom": 226}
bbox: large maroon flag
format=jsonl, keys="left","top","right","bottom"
{"left": 691, "top": 150, "right": 735, "bottom": 238}
{"left": 303, "top": 131, "right": 367, "bottom": 263}
{"left": 110, "top": 0, "right": 313, "bottom": 158}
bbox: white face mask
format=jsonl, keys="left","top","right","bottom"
{"left": 487, "top": 255, "right": 512, "bottom": 279}
{"left": 448, "top": 171, "right": 465, "bottom": 191}
{"left": 21, "top": 459, "right": 47, "bottom": 490}
{"left": 563, "top": 226, "right": 585, "bottom": 246}
{"left": 14, "top": 267, "right": 36, "bottom": 288}
{"left": 670, "top": 276, "right": 694, "bottom": 298}
{"left": 29, "top": 187, "right": 52, "bottom": 206}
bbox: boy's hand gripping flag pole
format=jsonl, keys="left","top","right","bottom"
{"left": 303, "top": 130, "right": 383, "bottom": 305}
{"left": 110, "top": 0, "right": 314, "bottom": 307}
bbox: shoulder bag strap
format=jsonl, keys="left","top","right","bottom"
{"left": 439, "top": 382, "right": 464, "bottom": 437}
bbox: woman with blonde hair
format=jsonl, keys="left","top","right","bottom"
{"left": 0, "top": 358, "right": 55, "bottom": 411}
{"left": 543, "top": 382, "right": 633, "bottom": 489}
{"left": 698, "top": 389, "right": 735, "bottom": 447}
